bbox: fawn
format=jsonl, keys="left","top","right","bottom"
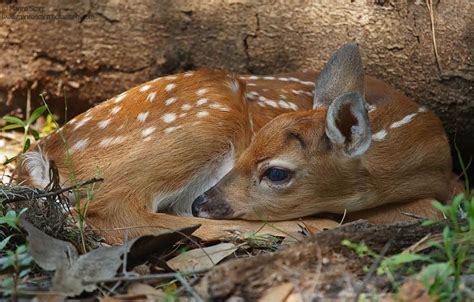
{"left": 16, "top": 44, "right": 454, "bottom": 242}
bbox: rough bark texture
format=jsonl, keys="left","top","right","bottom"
{"left": 0, "top": 0, "right": 472, "bottom": 159}
{"left": 195, "top": 220, "right": 446, "bottom": 300}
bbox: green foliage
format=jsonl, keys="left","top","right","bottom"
{"left": 0, "top": 209, "right": 27, "bottom": 231}
{"left": 0, "top": 208, "right": 31, "bottom": 297}
{"left": 0, "top": 244, "right": 33, "bottom": 296}
{"left": 377, "top": 252, "right": 431, "bottom": 275}
{"left": 342, "top": 192, "right": 474, "bottom": 301}
{"left": 341, "top": 239, "right": 378, "bottom": 258}
{"left": 2, "top": 106, "right": 47, "bottom": 152}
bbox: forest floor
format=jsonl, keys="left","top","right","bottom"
{"left": 1, "top": 129, "right": 473, "bottom": 302}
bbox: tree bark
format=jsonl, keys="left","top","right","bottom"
{"left": 195, "top": 220, "right": 446, "bottom": 300}
{"left": 0, "top": 0, "right": 472, "bottom": 161}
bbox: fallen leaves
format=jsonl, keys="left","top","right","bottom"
{"left": 20, "top": 218, "right": 199, "bottom": 296}
{"left": 167, "top": 242, "right": 238, "bottom": 273}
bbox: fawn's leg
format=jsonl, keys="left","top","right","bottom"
{"left": 345, "top": 198, "right": 444, "bottom": 224}
{"left": 83, "top": 197, "right": 338, "bottom": 243}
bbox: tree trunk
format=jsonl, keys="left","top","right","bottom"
{"left": 195, "top": 220, "right": 446, "bottom": 300}
{"left": 0, "top": 0, "right": 472, "bottom": 169}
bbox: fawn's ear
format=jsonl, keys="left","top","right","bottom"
{"left": 313, "top": 43, "right": 365, "bottom": 108}
{"left": 325, "top": 92, "right": 371, "bottom": 157}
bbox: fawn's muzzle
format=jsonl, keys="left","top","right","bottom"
{"left": 191, "top": 191, "right": 234, "bottom": 218}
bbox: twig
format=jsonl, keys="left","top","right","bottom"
{"left": 3, "top": 177, "right": 104, "bottom": 203}
{"left": 403, "top": 233, "right": 432, "bottom": 253}
{"left": 426, "top": 0, "right": 442, "bottom": 74}
{"left": 354, "top": 240, "right": 393, "bottom": 302}
{"left": 339, "top": 209, "right": 347, "bottom": 226}
{"left": 400, "top": 211, "right": 429, "bottom": 220}
{"left": 26, "top": 88, "right": 31, "bottom": 121}
{"left": 175, "top": 273, "right": 205, "bottom": 302}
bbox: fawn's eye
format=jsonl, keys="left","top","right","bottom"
{"left": 263, "top": 167, "right": 292, "bottom": 185}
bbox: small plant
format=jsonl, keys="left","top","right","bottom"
{"left": 2, "top": 106, "right": 47, "bottom": 155}
{"left": 0, "top": 245, "right": 33, "bottom": 297}
{"left": 341, "top": 239, "right": 378, "bottom": 258}
{"left": 419, "top": 193, "right": 474, "bottom": 300}
{"left": 342, "top": 193, "right": 474, "bottom": 301}
{"left": 0, "top": 209, "right": 31, "bottom": 298}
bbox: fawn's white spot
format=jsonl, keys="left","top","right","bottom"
{"left": 184, "top": 71, "right": 194, "bottom": 77}
{"left": 265, "top": 100, "right": 278, "bottom": 108}
{"left": 196, "top": 98, "right": 208, "bottom": 106}
{"left": 137, "top": 112, "right": 149, "bottom": 123}
{"left": 246, "top": 91, "right": 259, "bottom": 99}
{"left": 278, "top": 77, "right": 290, "bottom": 81}
{"left": 372, "top": 130, "right": 387, "bottom": 141}
{"left": 418, "top": 106, "right": 428, "bottom": 113}
{"left": 288, "top": 77, "right": 315, "bottom": 86}
{"left": 73, "top": 116, "right": 92, "bottom": 130}
{"left": 196, "top": 88, "right": 208, "bottom": 96}
{"left": 165, "top": 97, "right": 178, "bottom": 106}
{"left": 71, "top": 138, "right": 89, "bottom": 153}
{"left": 97, "top": 119, "right": 111, "bottom": 129}
{"left": 165, "top": 83, "right": 176, "bottom": 92}
{"left": 278, "top": 100, "right": 290, "bottom": 109}
{"left": 114, "top": 92, "right": 127, "bottom": 103}
{"left": 164, "top": 125, "right": 183, "bottom": 134}
{"left": 181, "top": 104, "right": 192, "bottom": 111}
{"left": 258, "top": 95, "right": 279, "bottom": 108}
{"left": 292, "top": 89, "right": 312, "bottom": 97}
{"left": 263, "top": 76, "right": 275, "bottom": 80}
{"left": 100, "top": 136, "right": 126, "bottom": 147}
{"left": 111, "top": 106, "right": 122, "bottom": 115}
{"left": 288, "top": 102, "right": 298, "bottom": 111}
{"left": 196, "top": 111, "right": 209, "bottom": 118}
{"left": 390, "top": 113, "right": 417, "bottom": 129}
{"left": 210, "top": 103, "right": 230, "bottom": 112}
{"left": 247, "top": 83, "right": 257, "bottom": 86}
{"left": 165, "top": 75, "right": 178, "bottom": 81}
{"left": 257, "top": 102, "right": 266, "bottom": 107}
{"left": 142, "top": 127, "right": 156, "bottom": 140}
{"left": 162, "top": 113, "right": 176, "bottom": 123}
{"left": 140, "top": 85, "right": 151, "bottom": 92}
{"left": 147, "top": 92, "right": 157, "bottom": 102}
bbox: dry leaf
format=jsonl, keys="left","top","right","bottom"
{"left": 286, "top": 292, "right": 304, "bottom": 302}
{"left": 259, "top": 282, "right": 294, "bottom": 302}
{"left": 167, "top": 242, "right": 237, "bottom": 273}
{"left": 127, "top": 282, "right": 166, "bottom": 299}
{"left": 20, "top": 218, "right": 200, "bottom": 296}
{"left": 381, "top": 279, "right": 435, "bottom": 302}
{"left": 20, "top": 218, "right": 78, "bottom": 271}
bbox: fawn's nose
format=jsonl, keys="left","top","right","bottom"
{"left": 192, "top": 195, "right": 208, "bottom": 217}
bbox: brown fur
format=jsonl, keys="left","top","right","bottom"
{"left": 16, "top": 67, "right": 455, "bottom": 243}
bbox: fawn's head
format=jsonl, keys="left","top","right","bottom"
{"left": 192, "top": 43, "right": 373, "bottom": 220}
